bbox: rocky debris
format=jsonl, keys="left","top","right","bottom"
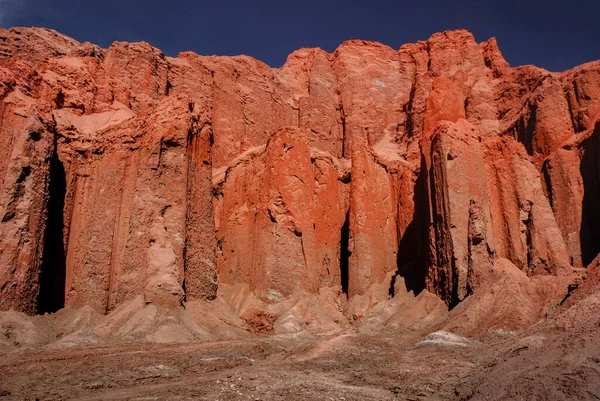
{"left": 0, "top": 27, "right": 597, "bottom": 332}
{"left": 456, "top": 267, "right": 600, "bottom": 401}
{"left": 417, "top": 331, "right": 476, "bottom": 347}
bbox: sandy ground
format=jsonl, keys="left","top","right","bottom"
{"left": 0, "top": 330, "right": 483, "bottom": 401}
{"left": 1, "top": 314, "right": 598, "bottom": 401}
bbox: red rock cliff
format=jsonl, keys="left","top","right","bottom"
{"left": 0, "top": 27, "right": 598, "bottom": 315}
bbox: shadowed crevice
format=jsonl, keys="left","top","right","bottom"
{"left": 37, "top": 152, "right": 67, "bottom": 314}
{"left": 393, "top": 158, "right": 430, "bottom": 297}
{"left": 516, "top": 103, "right": 537, "bottom": 156}
{"left": 580, "top": 128, "right": 600, "bottom": 267}
{"left": 340, "top": 210, "right": 350, "bottom": 295}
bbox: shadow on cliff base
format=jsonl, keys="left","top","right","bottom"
{"left": 340, "top": 211, "right": 350, "bottom": 295}
{"left": 37, "top": 153, "right": 67, "bottom": 314}
{"left": 580, "top": 125, "right": 600, "bottom": 267}
{"left": 393, "top": 158, "right": 430, "bottom": 297}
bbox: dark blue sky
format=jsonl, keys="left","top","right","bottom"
{"left": 1, "top": 0, "right": 599, "bottom": 71}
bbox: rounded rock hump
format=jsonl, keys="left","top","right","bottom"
{"left": 0, "top": 27, "right": 81, "bottom": 62}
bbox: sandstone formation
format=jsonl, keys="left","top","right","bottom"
{"left": 0, "top": 27, "right": 598, "bottom": 318}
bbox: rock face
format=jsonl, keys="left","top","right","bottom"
{"left": 0, "top": 27, "right": 598, "bottom": 315}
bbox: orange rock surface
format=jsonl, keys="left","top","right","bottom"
{"left": 0, "top": 27, "right": 598, "bottom": 315}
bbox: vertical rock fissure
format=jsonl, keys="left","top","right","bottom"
{"left": 429, "top": 144, "right": 459, "bottom": 307}
{"left": 467, "top": 200, "right": 492, "bottom": 296}
{"left": 515, "top": 103, "right": 537, "bottom": 156}
{"left": 526, "top": 214, "right": 535, "bottom": 272}
{"left": 395, "top": 158, "right": 430, "bottom": 297}
{"left": 339, "top": 210, "right": 350, "bottom": 295}
{"left": 183, "top": 121, "right": 197, "bottom": 303}
{"left": 519, "top": 200, "right": 534, "bottom": 272}
{"left": 541, "top": 160, "right": 555, "bottom": 210}
{"left": 106, "top": 156, "right": 136, "bottom": 313}
{"left": 339, "top": 100, "right": 347, "bottom": 158}
{"left": 37, "top": 150, "right": 67, "bottom": 314}
{"left": 405, "top": 75, "right": 418, "bottom": 138}
{"left": 564, "top": 84, "right": 579, "bottom": 133}
{"left": 182, "top": 125, "right": 194, "bottom": 304}
{"left": 580, "top": 131, "right": 600, "bottom": 266}
{"left": 183, "top": 118, "right": 218, "bottom": 301}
